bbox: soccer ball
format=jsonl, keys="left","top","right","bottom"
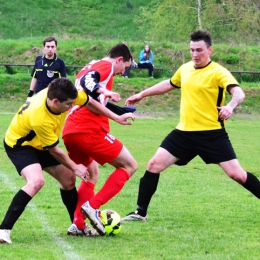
{"left": 100, "top": 209, "right": 122, "bottom": 236}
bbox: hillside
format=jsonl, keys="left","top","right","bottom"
{"left": 1, "top": 0, "right": 260, "bottom": 76}
{"left": 1, "top": 39, "right": 260, "bottom": 80}
{"left": 1, "top": 0, "right": 260, "bottom": 115}
{"left": 0, "top": 0, "right": 148, "bottom": 41}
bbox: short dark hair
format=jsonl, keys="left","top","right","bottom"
{"left": 190, "top": 30, "right": 212, "bottom": 47}
{"left": 107, "top": 44, "right": 132, "bottom": 62}
{"left": 47, "top": 78, "right": 78, "bottom": 102}
{"left": 43, "top": 36, "right": 57, "bottom": 47}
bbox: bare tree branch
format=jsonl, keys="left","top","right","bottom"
{"left": 197, "top": 0, "right": 203, "bottom": 29}
{"left": 251, "top": 0, "right": 260, "bottom": 10}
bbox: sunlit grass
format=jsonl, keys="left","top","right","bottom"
{"left": 1, "top": 113, "right": 260, "bottom": 259}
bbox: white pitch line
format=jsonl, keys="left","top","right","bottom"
{"left": 0, "top": 170, "right": 81, "bottom": 260}
{"left": 0, "top": 112, "right": 15, "bottom": 115}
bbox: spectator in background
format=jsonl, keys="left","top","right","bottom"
{"left": 122, "top": 41, "right": 137, "bottom": 78}
{"left": 138, "top": 44, "right": 154, "bottom": 78}
{"left": 27, "top": 36, "right": 66, "bottom": 99}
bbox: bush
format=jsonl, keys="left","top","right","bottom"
{"left": 224, "top": 54, "right": 240, "bottom": 64}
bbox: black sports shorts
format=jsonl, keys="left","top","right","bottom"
{"left": 160, "top": 128, "right": 237, "bottom": 166}
{"left": 4, "top": 141, "right": 60, "bottom": 175}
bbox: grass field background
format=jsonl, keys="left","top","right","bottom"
{"left": 1, "top": 107, "right": 260, "bottom": 259}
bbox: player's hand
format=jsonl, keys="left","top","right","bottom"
{"left": 217, "top": 105, "right": 233, "bottom": 120}
{"left": 104, "top": 90, "right": 121, "bottom": 102}
{"left": 115, "top": 112, "right": 135, "bottom": 125}
{"left": 110, "top": 92, "right": 121, "bottom": 102}
{"left": 125, "top": 93, "right": 142, "bottom": 106}
{"left": 73, "top": 164, "right": 89, "bottom": 182}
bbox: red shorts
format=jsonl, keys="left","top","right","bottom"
{"left": 63, "top": 132, "right": 123, "bottom": 166}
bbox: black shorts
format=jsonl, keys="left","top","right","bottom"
{"left": 160, "top": 128, "right": 236, "bottom": 166}
{"left": 4, "top": 141, "right": 60, "bottom": 175}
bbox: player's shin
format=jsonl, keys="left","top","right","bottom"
{"left": 137, "top": 170, "right": 160, "bottom": 216}
{"left": 60, "top": 187, "right": 78, "bottom": 222}
{"left": 242, "top": 172, "right": 260, "bottom": 199}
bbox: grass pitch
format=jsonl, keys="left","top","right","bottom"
{"left": 1, "top": 112, "right": 260, "bottom": 260}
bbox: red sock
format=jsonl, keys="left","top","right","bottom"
{"left": 73, "top": 181, "right": 95, "bottom": 230}
{"left": 89, "top": 168, "right": 130, "bottom": 209}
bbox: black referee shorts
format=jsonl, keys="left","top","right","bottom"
{"left": 160, "top": 128, "right": 237, "bottom": 166}
{"left": 4, "top": 141, "right": 60, "bottom": 175}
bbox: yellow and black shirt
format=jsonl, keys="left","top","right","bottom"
{"left": 170, "top": 61, "right": 239, "bottom": 131}
{"left": 5, "top": 88, "right": 88, "bottom": 150}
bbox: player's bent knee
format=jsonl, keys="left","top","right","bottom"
{"left": 147, "top": 158, "right": 164, "bottom": 173}
{"left": 127, "top": 160, "right": 138, "bottom": 177}
{"left": 28, "top": 178, "right": 45, "bottom": 191}
{"left": 227, "top": 171, "right": 247, "bottom": 184}
{"left": 64, "top": 175, "right": 76, "bottom": 188}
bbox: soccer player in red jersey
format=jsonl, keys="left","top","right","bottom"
{"left": 62, "top": 44, "right": 137, "bottom": 236}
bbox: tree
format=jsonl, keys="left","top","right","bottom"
{"left": 202, "top": 0, "right": 260, "bottom": 43}
{"left": 197, "top": 0, "right": 203, "bottom": 30}
{"left": 135, "top": 0, "right": 260, "bottom": 44}
{"left": 134, "top": 0, "right": 198, "bottom": 42}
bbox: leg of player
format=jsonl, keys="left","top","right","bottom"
{"left": 0, "top": 164, "right": 44, "bottom": 244}
{"left": 220, "top": 159, "right": 260, "bottom": 198}
{"left": 67, "top": 160, "right": 100, "bottom": 236}
{"left": 121, "top": 147, "right": 178, "bottom": 222}
{"left": 44, "top": 164, "right": 78, "bottom": 223}
{"left": 81, "top": 145, "right": 138, "bottom": 235}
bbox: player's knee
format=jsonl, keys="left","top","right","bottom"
{"left": 147, "top": 157, "right": 162, "bottom": 172}
{"left": 128, "top": 159, "right": 138, "bottom": 176}
{"left": 28, "top": 178, "right": 45, "bottom": 192}
{"left": 228, "top": 171, "right": 247, "bottom": 184}
{"left": 65, "top": 175, "right": 76, "bottom": 188}
{"left": 132, "top": 159, "right": 138, "bottom": 174}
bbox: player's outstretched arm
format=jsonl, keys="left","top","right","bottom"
{"left": 98, "top": 89, "right": 121, "bottom": 103}
{"left": 125, "top": 79, "right": 173, "bottom": 106}
{"left": 114, "top": 112, "right": 135, "bottom": 125}
{"left": 48, "top": 145, "right": 89, "bottom": 181}
{"left": 86, "top": 97, "right": 135, "bottom": 125}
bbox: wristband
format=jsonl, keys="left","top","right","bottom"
{"left": 27, "top": 90, "right": 34, "bottom": 97}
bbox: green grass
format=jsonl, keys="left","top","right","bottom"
{"left": 1, "top": 73, "right": 260, "bottom": 116}
{"left": 2, "top": 0, "right": 260, "bottom": 79}
{"left": 1, "top": 111, "right": 260, "bottom": 259}
{"left": 0, "top": 0, "right": 148, "bottom": 41}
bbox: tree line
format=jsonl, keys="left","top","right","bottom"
{"left": 136, "top": 0, "right": 260, "bottom": 44}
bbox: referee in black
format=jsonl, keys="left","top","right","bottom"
{"left": 27, "top": 36, "right": 66, "bottom": 99}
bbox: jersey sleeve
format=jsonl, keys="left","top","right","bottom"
{"left": 60, "top": 59, "right": 67, "bottom": 77}
{"left": 31, "top": 56, "right": 41, "bottom": 78}
{"left": 74, "top": 90, "right": 89, "bottom": 106}
{"left": 79, "top": 71, "right": 102, "bottom": 100}
{"left": 217, "top": 67, "right": 239, "bottom": 90}
{"left": 170, "top": 67, "right": 181, "bottom": 88}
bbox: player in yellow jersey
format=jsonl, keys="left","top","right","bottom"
{"left": 122, "top": 30, "right": 260, "bottom": 222}
{"left": 0, "top": 78, "right": 135, "bottom": 244}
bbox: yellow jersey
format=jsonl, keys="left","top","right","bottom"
{"left": 170, "top": 61, "right": 239, "bottom": 131}
{"left": 5, "top": 88, "right": 88, "bottom": 150}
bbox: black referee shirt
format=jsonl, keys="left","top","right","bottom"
{"left": 31, "top": 54, "right": 66, "bottom": 93}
